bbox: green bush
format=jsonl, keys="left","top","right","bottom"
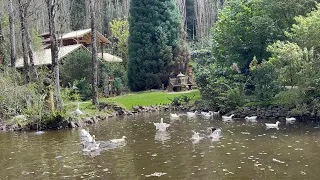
{"left": 73, "top": 78, "right": 92, "bottom": 100}
{"left": 275, "top": 89, "right": 305, "bottom": 108}
{"left": 250, "top": 60, "right": 281, "bottom": 100}
{"left": 61, "top": 86, "right": 81, "bottom": 102}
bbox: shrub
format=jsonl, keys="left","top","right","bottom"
{"left": 250, "top": 60, "right": 281, "bottom": 100}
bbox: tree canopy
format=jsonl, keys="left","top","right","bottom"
{"left": 128, "top": 0, "right": 182, "bottom": 91}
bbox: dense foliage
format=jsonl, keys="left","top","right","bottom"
{"left": 128, "top": 0, "right": 182, "bottom": 91}
{"left": 194, "top": 0, "right": 320, "bottom": 115}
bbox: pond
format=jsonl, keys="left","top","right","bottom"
{"left": 1, "top": 112, "right": 320, "bottom": 179}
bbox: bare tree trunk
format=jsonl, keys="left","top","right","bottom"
{"left": 46, "top": 0, "right": 63, "bottom": 111}
{"left": 0, "top": 12, "right": 4, "bottom": 65}
{"left": 9, "top": 0, "right": 16, "bottom": 67}
{"left": 90, "top": 0, "right": 98, "bottom": 105}
{"left": 26, "top": 29, "right": 38, "bottom": 78}
{"left": 17, "top": 0, "right": 30, "bottom": 83}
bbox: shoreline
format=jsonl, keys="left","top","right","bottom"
{"left": 0, "top": 102, "right": 318, "bottom": 132}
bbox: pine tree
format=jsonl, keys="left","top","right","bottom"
{"left": 128, "top": 0, "right": 182, "bottom": 91}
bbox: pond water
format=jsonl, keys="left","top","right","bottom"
{"left": 1, "top": 113, "right": 320, "bottom": 179}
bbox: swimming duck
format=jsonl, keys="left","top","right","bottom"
{"left": 187, "top": 112, "right": 196, "bottom": 117}
{"left": 222, "top": 114, "right": 234, "bottom": 121}
{"left": 286, "top": 117, "right": 296, "bottom": 122}
{"left": 213, "top": 111, "right": 220, "bottom": 116}
{"left": 170, "top": 113, "right": 179, "bottom": 119}
{"left": 207, "top": 127, "right": 221, "bottom": 140}
{"left": 110, "top": 136, "right": 127, "bottom": 143}
{"left": 245, "top": 116, "right": 258, "bottom": 122}
{"left": 80, "top": 129, "right": 94, "bottom": 143}
{"left": 82, "top": 135, "right": 100, "bottom": 152}
{"left": 265, "top": 121, "right": 280, "bottom": 129}
{"left": 154, "top": 118, "right": 170, "bottom": 132}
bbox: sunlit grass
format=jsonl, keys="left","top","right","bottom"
{"left": 100, "top": 90, "right": 200, "bottom": 110}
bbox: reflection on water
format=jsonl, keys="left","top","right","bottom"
{"left": 1, "top": 113, "right": 320, "bottom": 179}
{"left": 155, "top": 131, "right": 171, "bottom": 144}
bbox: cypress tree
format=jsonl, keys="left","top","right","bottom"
{"left": 128, "top": 0, "right": 182, "bottom": 91}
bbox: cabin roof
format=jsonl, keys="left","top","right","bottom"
{"left": 42, "top": 29, "right": 110, "bottom": 45}
{"left": 15, "top": 45, "right": 122, "bottom": 68}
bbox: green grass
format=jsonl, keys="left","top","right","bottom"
{"left": 65, "top": 90, "right": 201, "bottom": 115}
{"left": 99, "top": 90, "right": 201, "bottom": 110}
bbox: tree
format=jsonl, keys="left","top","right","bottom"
{"left": 46, "top": 0, "right": 63, "bottom": 111}
{"left": 109, "top": 17, "right": 129, "bottom": 69}
{"left": 90, "top": 0, "right": 98, "bottom": 105}
{"left": 17, "top": 0, "right": 38, "bottom": 81}
{"left": 0, "top": 11, "right": 4, "bottom": 65}
{"left": 128, "top": 0, "right": 182, "bottom": 91}
{"left": 211, "top": 0, "right": 316, "bottom": 71}
{"left": 70, "top": 0, "right": 86, "bottom": 30}
{"left": 9, "top": 0, "right": 16, "bottom": 67}
{"left": 267, "top": 41, "right": 303, "bottom": 87}
{"left": 287, "top": 3, "right": 320, "bottom": 51}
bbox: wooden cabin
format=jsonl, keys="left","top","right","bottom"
{"left": 15, "top": 29, "right": 121, "bottom": 68}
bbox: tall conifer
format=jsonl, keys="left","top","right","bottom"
{"left": 128, "top": 0, "right": 181, "bottom": 91}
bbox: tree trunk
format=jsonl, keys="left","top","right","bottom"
{"left": 46, "top": 0, "right": 63, "bottom": 111}
{"left": 26, "top": 30, "right": 38, "bottom": 78}
{"left": 90, "top": 0, "right": 99, "bottom": 105}
{"left": 0, "top": 12, "right": 4, "bottom": 65}
{"left": 18, "top": 1, "right": 30, "bottom": 83}
{"left": 9, "top": 0, "right": 16, "bottom": 67}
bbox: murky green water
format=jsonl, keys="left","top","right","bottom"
{"left": 1, "top": 113, "right": 320, "bottom": 179}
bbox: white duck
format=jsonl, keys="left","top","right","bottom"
{"left": 213, "top": 111, "right": 220, "bottom": 116}
{"left": 187, "top": 112, "right": 196, "bottom": 118}
{"left": 190, "top": 131, "right": 203, "bottom": 144}
{"left": 190, "top": 131, "right": 203, "bottom": 141}
{"left": 203, "top": 111, "right": 213, "bottom": 118}
{"left": 222, "top": 114, "right": 234, "bottom": 121}
{"left": 110, "top": 136, "right": 127, "bottom": 143}
{"left": 207, "top": 127, "right": 222, "bottom": 141}
{"left": 245, "top": 116, "right": 258, "bottom": 122}
{"left": 286, "top": 117, "right": 296, "bottom": 122}
{"left": 154, "top": 118, "right": 170, "bottom": 132}
{"left": 80, "top": 129, "right": 93, "bottom": 143}
{"left": 170, "top": 113, "right": 179, "bottom": 119}
{"left": 265, "top": 121, "right": 280, "bottom": 129}
{"left": 75, "top": 102, "right": 84, "bottom": 116}
{"left": 83, "top": 136, "right": 100, "bottom": 152}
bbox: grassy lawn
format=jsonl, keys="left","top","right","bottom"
{"left": 99, "top": 90, "right": 201, "bottom": 110}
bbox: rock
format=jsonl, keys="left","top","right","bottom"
{"left": 75, "top": 120, "right": 83, "bottom": 127}
{"left": 83, "top": 117, "right": 93, "bottom": 124}
{"left": 132, "top": 106, "right": 140, "bottom": 111}
{"left": 92, "top": 117, "right": 98, "bottom": 124}
{"left": 68, "top": 121, "right": 76, "bottom": 128}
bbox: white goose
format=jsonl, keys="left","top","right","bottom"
{"left": 265, "top": 121, "right": 280, "bottom": 129}
{"left": 245, "top": 116, "right": 258, "bottom": 122}
{"left": 154, "top": 118, "right": 170, "bottom": 132}
{"left": 170, "top": 113, "right": 179, "bottom": 119}
{"left": 222, "top": 114, "right": 234, "bottom": 121}
{"left": 110, "top": 136, "right": 127, "bottom": 143}
{"left": 286, "top": 117, "right": 296, "bottom": 122}
{"left": 75, "top": 102, "right": 84, "bottom": 116}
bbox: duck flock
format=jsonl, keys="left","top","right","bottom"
{"left": 79, "top": 110, "right": 296, "bottom": 153}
